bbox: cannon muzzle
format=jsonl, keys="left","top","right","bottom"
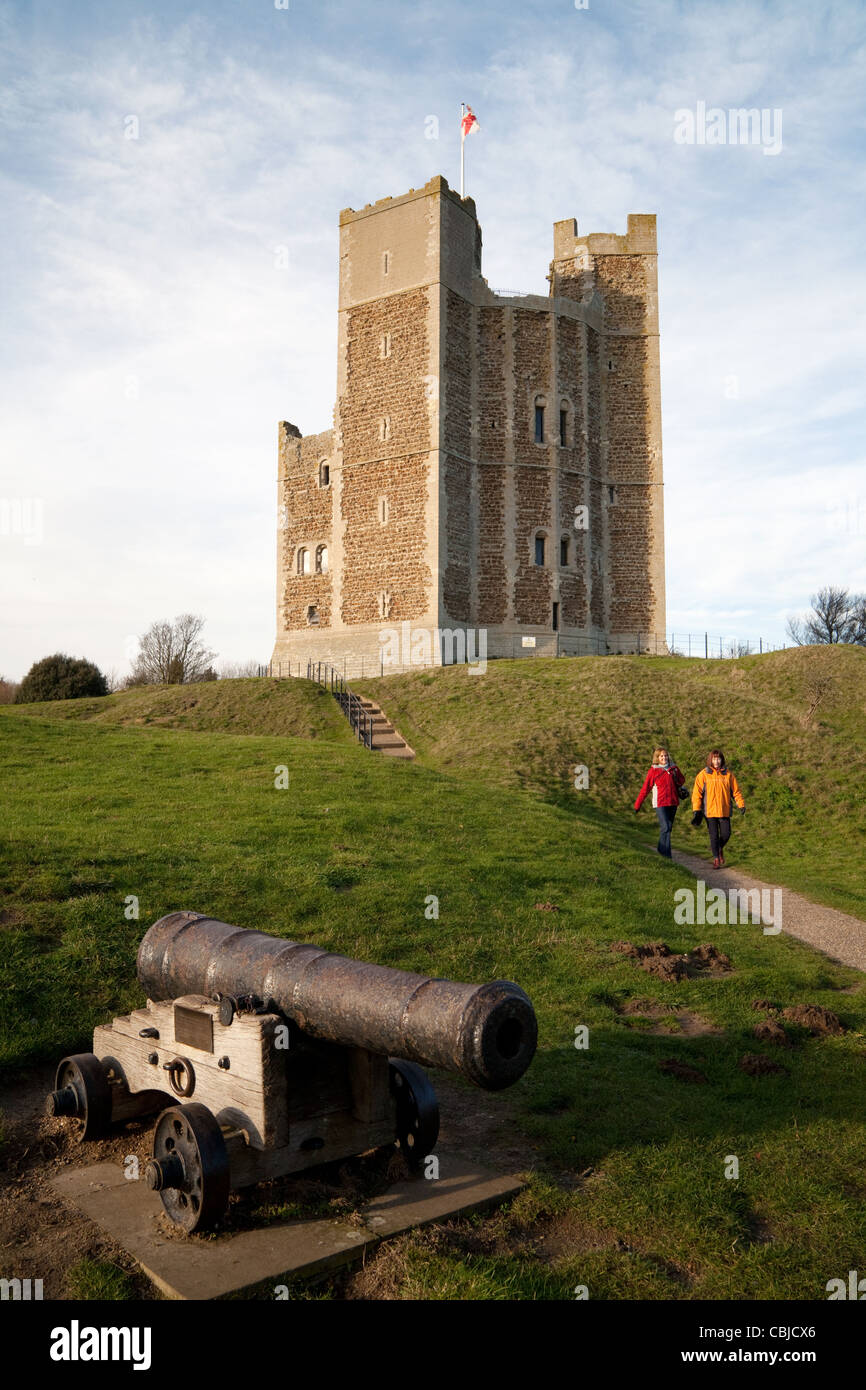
{"left": 137, "top": 912, "right": 537, "bottom": 1090}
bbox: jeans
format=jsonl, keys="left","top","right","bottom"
{"left": 706, "top": 816, "right": 731, "bottom": 858}
{"left": 655, "top": 805, "right": 677, "bottom": 857}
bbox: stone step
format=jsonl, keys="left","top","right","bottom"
{"left": 372, "top": 733, "right": 406, "bottom": 749}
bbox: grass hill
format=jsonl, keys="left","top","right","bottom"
{"left": 357, "top": 645, "right": 866, "bottom": 918}
{"left": 6, "top": 676, "right": 351, "bottom": 740}
{"left": 1, "top": 647, "right": 864, "bottom": 1300}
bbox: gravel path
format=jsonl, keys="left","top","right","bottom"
{"left": 670, "top": 847, "right": 866, "bottom": 973}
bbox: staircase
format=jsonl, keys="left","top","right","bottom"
{"left": 357, "top": 697, "right": 414, "bottom": 759}
{"left": 306, "top": 661, "right": 414, "bottom": 760}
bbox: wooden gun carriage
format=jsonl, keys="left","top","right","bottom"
{"left": 46, "top": 912, "right": 537, "bottom": 1232}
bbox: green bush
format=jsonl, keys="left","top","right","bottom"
{"left": 15, "top": 653, "right": 108, "bottom": 704}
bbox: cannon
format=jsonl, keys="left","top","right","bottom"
{"left": 46, "top": 912, "right": 537, "bottom": 1232}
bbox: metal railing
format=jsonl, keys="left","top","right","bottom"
{"left": 307, "top": 660, "right": 373, "bottom": 749}
{"left": 260, "top": 632, "right": 787, "bottom": 684}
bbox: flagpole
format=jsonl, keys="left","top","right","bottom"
{"left": 460, "top": 102, "right": 465, "bottom": 198}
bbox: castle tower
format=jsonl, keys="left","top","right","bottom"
{"left": 271, "top": 175, "right": 665, "bottom": 674}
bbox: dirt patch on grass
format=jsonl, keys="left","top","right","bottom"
{"left": 658, "top": 1059, "right": 708, "bottom": 1084}
{"left": 753, "top": 1020, "right": 791, "bottom": 1047}
{"left": 781, "top": 1004, "right": 844, "bottom": 1036}
{"left": 611, "top": 940, "right": 733, "bottom": 984}
{"left": 0, "top": 1069, "right": 157, "bottom": 1299}
{"left": 739, "top": 1054, "right": 789, "bottom": 1077}
{"left": 618, "top": 997, "right": 723, "bottom": 1037}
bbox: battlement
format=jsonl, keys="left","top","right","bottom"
{"left": 553, "top": 213, "right": 657, "bottom": 263}
{"left": 340, "top": 174, "right": 477, "bottom": 227}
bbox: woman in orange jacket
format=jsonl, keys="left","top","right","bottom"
{"left": 691, "top": 748, "right": 745, "bottom": 868}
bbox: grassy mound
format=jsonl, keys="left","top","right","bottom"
{"left": 356, "top": 645, "right": 866, "bottom": 917}
{"left": 6, "top": 677, "right": 352, "bottom": 740}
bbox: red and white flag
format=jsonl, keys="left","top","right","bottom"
{"left": 461, "top": 106, "right": 480, "bottom": 141}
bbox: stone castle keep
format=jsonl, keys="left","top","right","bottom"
{"left": 271, "top": 174, "right": 665, "bottom": 673}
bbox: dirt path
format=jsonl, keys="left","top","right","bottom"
{"left": 671, "top": 847, "right": 866, "bottom": 972}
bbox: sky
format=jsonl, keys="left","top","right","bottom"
{"left": 1, "top": 0, "right": 864, "bottom": 680}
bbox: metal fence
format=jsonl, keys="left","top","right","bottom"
{"left": 258, "top": 632, "right": 786, "bottom": 682}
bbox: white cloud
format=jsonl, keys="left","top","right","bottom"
{"left": 1, "top": 1, "right": 864, "bottom": 677}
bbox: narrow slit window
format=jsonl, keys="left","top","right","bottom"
{"left": 552, "top": 602, "right": 559, "bottom": 631}
{"left": 560, "top": 537, "right": 569, "bottom": 566}
{"left": 315, "top": 544, "right": 328, "bottom": 574}
{"left": 560, "top": 408, "right": 567, "bottom": 446}
{"left": 535, "top": 534, "right": 545, "bottom": 566}
{"left": 297, "top": 547, "right": 310, "bottom": 575}
{"left": 534, "top": 404, "right": 545, "bottom": 444}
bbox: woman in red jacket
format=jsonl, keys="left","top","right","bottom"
{"left": 634, "top": 747, "right": 687, "bottom": 859}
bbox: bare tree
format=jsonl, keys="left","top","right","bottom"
{"left": 802, "top": 672, "right": 837, "bottom": 727}
{"left": 217, "top": 660, "right": 263, "bottom": 679}
{"left": 130, "top": 614, "right": 217, "bottom": 685}
{"left": 785, "top": 586, "right": 865, "bottom": 646}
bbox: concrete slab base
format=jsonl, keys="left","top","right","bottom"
{"left": 52, "top": 1158, "right": 524, "bottom": 1300}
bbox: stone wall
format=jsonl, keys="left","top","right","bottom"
{"left": 272, "top": 179, "right": 666, "bottom": 672}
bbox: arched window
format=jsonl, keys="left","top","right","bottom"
{"left": 535, "top": 533, "right": 546, "bottom": 566}
{"left": 560, "top": 536, "right": 570, "bottom": 566}
{"left": 296, "top": 547, "right": 310, "bottom": 575}
{"left": 318, "top": 461, "right": 330, "bottom": 488}
{"left": 315, "top": 544, "right": 329, "bottom": 574}
{"left": 559, "top": 405, "right": 569, "bottom": 447}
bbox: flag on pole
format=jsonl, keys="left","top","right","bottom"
{"left": 460, "top": 104, "right": 479, "bottom": 197}
{"left": 461, "top": 106, "right": 480, "bottom": 140}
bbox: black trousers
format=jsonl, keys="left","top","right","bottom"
{"left": 706, "top": 816, "right": 731, "bottom": 857}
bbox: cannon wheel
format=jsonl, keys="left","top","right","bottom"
{"left": 47, "top": 1053, "right": 112, "bottom": 1142}
{"left": 146, "top": 1103, "right": 230, "bottom": 1233}
{"left": 389, "top": 1059, "right": 439, "bottom": 1169}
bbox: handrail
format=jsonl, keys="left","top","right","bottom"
{"left": 307, "top": 660, "right": 373, "bottom": 749}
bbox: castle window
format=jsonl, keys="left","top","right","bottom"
{"left": 379, "top": 416, "right": 391, "bottom": 442}
{"left": 552, "top": 602, "right": 559, "bottom": 631}
{"left": 608, "top": 485, "right": 616, "bottom": 504}
{"left": 315, "top": 544, "right": 329, "bottom": 574}
{"left": 560, "top": 537, "right": 569, "bottom": 566}
{"left": 378, "top": 496, "right": 389, "bottom": 525}
{"left": 318, "top": 461, "right": 330, "bottom": 487}
{"left": 297, "top": 547, "right": 310, "bottom": 575}
{"left": 535, "top": 533, "right": 546, "bottom": 566}
{"left": 380, "top": 332, "right": 392, "bottom": 359}
{"left": 560, "top": 408, "right": 568, "bottom": 446}
{"left": 306, "top": 605, "right": 320, "bottom": 626}
{"left": 534, "top": 403, "right": 545, "bottom": 444}
{"left": 383, "top": 251, "right": 390, "bottom": 275}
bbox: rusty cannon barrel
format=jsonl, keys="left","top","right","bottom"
{"left": 137, "top": 912, "right": 537, "bottom": 1091}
